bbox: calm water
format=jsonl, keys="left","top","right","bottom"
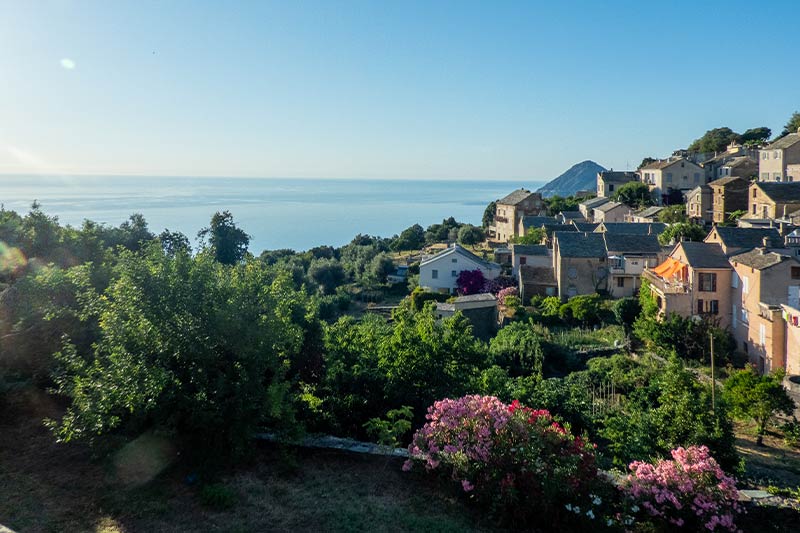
{"left": 0, "top": 176, "right": 544, "bottom": 252}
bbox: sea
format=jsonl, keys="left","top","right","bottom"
{"left": 0, "top": 175, "right": 545, "bottom": 253}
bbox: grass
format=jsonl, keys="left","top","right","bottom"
{"left": 0, "top": 387, "right": 489, "bottom": 533}
{"left": 549, "top": 325, "right": 626, "bottom": 350}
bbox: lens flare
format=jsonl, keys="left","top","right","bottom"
{"left": 0, "top": 241, "right": 27, "bottom": 274}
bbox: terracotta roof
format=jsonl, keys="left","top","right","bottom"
{"left": 497, "top": 188, "right": 538, "bottom": 206}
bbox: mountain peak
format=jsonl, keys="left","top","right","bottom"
{"left": 537, "top": 160, "right": 606, "bottom": 198}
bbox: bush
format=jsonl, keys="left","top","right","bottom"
{"left": 456, "top": 269, "right": 485, "bottom": 295}
{"left": 559, "top": 294, "right": 602, "bottom": 326}
{"left": 404, "top": 395, "right": 598, "bottom": 528}
{"left": 489, "top": 322, "right": 544, "bottom": 378}
{"left": 409, "top": 287, "right": 450, "bottom": 311}
{"left": 199, "top": 483, "right": 238, "bottom": 510}
{"left": 496, "top": 286, "right": 518, "bottom": 301}
{"left": 623, "top": 445, "right": 741, "bottom": 531}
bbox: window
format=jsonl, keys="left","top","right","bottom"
{"left": 775, "top": 151, "right": 781, "bottom": 159}
{"left": 741, "top": 307, "right": 748, "bottom": 323}
{"left": 759, "top": 324, "right": 766, "bottom": 347}
{"left": 451, "top": 258, "right": 457, "bottom": 263}
{"left": 432, "top": 269, "right": 438, "bottom": 279}
{"left": 697, "top": 299, "right": 704, "bottom": 314}
{"left": 616, "top": 277, "right": 625, "bottom": 288}
{"left": 451, "top": 270, "right": 457, "bottom": 277}
{"left": 742, "top": 276, "right": 749, "bottom": 294}
{"left": 733, "top": 304, "right": 738, "bottom": 328}
{"left": 520, "top": 256, "right": 527, "bottom": 265}
{"left": 698, "top": 272, "right": 717, "bottom": 292}
{"left": 666, "top": 173, "right": 673, "bottom": 182}
{"left": 775, "top": 173, "right": 782, "bottom": 182}
{"left": 568, "top": 267, "right": 577, "bottom": 279}
{"left": 792, "top": 267, "right": 800, "bottom": 279}
{"left": 752, "top": 204, "right": 757, "bottom": 214}
{"left": 709, "top": 300, "right": 719, "bottom": 315}
{"left": 753, "top": 189, "right": 758, "bottom": 198}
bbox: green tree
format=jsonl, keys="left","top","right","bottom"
{"left": 688, "top": 127, "right": 741, "bottom": 153}
{"left": 613, "top": 297, "right": 641, "bottom": 336}
{"left": 723, "top": 367, "right": 795, "bottom": 446}
{"left": 658, "top": 205, "right": 688, "bottom": 224}
{"left": 489, "top": 321, "right": 544, "bottom": 378}
{"left": 197, "top": 210, "right": 250, "bottom": 265}
{"left": 391, "top": 224, "right": 425, "bottom": 251}
{"left": 726, "top": 210, "right": 746, "bottom": 225}
{"left": 158, "top": 229, "right": 191, "bottom": 256}
{"left": 780, "top": 111, "right": 800, "bottom": 137}
{"left": 510, "top": 227, "right": 545, "bottom": 245}
{"left": 457, "top": 225, "right": 485, "bottom": 246}
{"left": 612, "top": 181, "right": 654, "bottom": 208}
{"left": 740, "top": 126, "right": 771, "bottom": 144}
{"left": 482, "top": 201, "right": 496, "bottom": 228}
{"left": 638, "top": 157, "right": 657, "bottom": 169}
{"left": 308, "top": 257, "right": 347, "bottom": 294}
{"left": 559, "top": 294, "right": 602, "bottom": 326}
{"left": 658, "top": 222, "right": 706, "bottom": 245}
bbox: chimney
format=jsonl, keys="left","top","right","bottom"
{"left": 762, "top": 236, "right": 770, "bottom": 248}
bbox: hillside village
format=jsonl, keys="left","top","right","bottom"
{"left": 418, "top": 125, "right": 800, "bottom": 379}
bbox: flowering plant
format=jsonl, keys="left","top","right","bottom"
{"left": 481, "top": 275, "right": 516, "bottom": 295}
{"left": 622, "top": 445, "right": 741, "bottom": 531}
{"left": 496, "top": 286, "right": 518, "bottom": 302}
{"left": 403, "top": 395, "right": 598, "bottom": 526}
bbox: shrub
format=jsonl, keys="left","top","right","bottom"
{"left": 404, "top": 395, "right": 598, "bottom": 528}
{"left": 489, "top": 322, "right": 544, "bottom": 378}
{"left": 496, "top": 286, "right": 518, "bottom": 302}
{"left": 559, "top": 294, "right": 601, "bottom": 326}
{"left": 623, "top": 445, "right": 741, "bottom": 531}
{"left": 456, "top": 269, "right": 485, "bottom": 295}
{"left": 409, "top": 288, "right": 450, "bottom": 311}
{"left": 481, "top": 275, "right": 516, "bottom": 295}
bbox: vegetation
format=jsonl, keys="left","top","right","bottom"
{"left": 612, "top": 181, "right": 653, "bottom": 208}
{"left": 510, "top": 226, "right": 545, "bottom": 245}
{"left": 724, "top": 367, "right": 795, "bottom": 446}
{"left": 482, "top": 201, "right": 496, "bottom": 228}
{"left": 781, "top": 111, "right": 800, "bottom": 137}
{"left": 457, "top": 224, "right": 485, "bottom": 246}
{"left": 657, "top": 222, "right": 706, "bottom": 245}
{"left": 658, "top": 204, "right": 688, "bottom": 224}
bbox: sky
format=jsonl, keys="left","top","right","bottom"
{"left": 1, "top": 0, "right": 799, "bottom": 180}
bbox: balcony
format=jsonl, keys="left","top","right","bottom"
{"left": 642, "top": 269, "right": 689, "bottom": 294}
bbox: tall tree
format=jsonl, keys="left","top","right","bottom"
{"left": 724, "top": 367, "right": 795, "bottom": 445}
{"left": 612, "top": 181, "right": 654, "bottom": 208}
{"left": 197, "top": 211, "right": 250, "bottom": 265}
{"left": 740, "top": 127, "right": 771, "bottom": 144}
{"left": 688, "top": 127, "right": 741, "bottom": 153}
{"left": 781, "top": 111, "right": 800, "bottom": 137}
{"left": 482, "top": 201, "right": 496, "bottom": 228}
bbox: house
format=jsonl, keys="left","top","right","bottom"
{"left": 758, "top": 129, "right": 800, "bottom": 182}
{"left": 749, "top": 182, "right": 800, "bottom": 219}
{"left": 493, "top": 247, "right": 512, "bottom": 267}
{"left": 729, "top": 248, "right": 800, "bottom": 372}
{"left": 639, "top": 157, "right": 705, "bottom": 205}
{"left": 435, "top": 293, "right": 498, "bottom": 341}
{"left": 387, "top": 265, "right": 409, "bottom": 284}
{"left": 491, "top": 189, "right": 545, "bottom": 242}
{"left": 592, "top": 201, "right": 631, "bottom": 223}
{"left": 603, "top": 233, "right": 663, "bottom": 298}
{"left": 788, "top": 164, "right": 800, "bottom": 183}
{"left": 510, "top": 244, "right": 551, "bottom": 277}
{"left": 716, "top": 156, "right": 757, "bottom": 181}
{"left": 643, "top": 241, "right": 733, "bottom": 328}
{"left": 686, "top": 185, "right": 713, "bottom": 224}
{"left": 626, "top": 205, "right": 664, "bottom": 223}
{"left": 573, "top": 222, "right": 600, "bottom": 232}
{"left": 519, "top": 265, "right": 558, "bottom": 302}
{"left": 704, "top": 226, "right": 783, "bottom": 256}
{"left": 701, "top": 142, "right": 756, "bottom": 181}
{"left": 541, "top": 223, "right": 577, "bottom": 248}
{"left": 597, "top": 171, "right": 638, "bottom": 198}
{"left": 781, "top": 303, "right": 800, "bottom": 376}
{"left": 709, "top": 176, "right": 750, "bottom": 224}
{"left": 595, "top": 222, "right": 667, "bottom": 236}
{"left": 578, "top": 196, "right": 611, "bottom": 222}
{"left": 518, "top": 215, "right": 556, "bottom": 238}
{"left": 419, "top": 244, "right": 501, "bottom": 294}
{"left": 557, "top": 211, "right": 586, "bottom": 224}
{"left": 552, "top": 232, "right": 608, "bottom": 299}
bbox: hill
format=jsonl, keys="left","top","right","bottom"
{"left": 536, "top": 160, "right": 606, "bottom": 198}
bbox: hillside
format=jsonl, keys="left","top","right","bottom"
{"left": 536, "top": 160, "right": 606, "bottom": 198}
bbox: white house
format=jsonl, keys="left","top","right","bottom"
{"left": 419, "top": 244, "right": 501, "bottom": 294}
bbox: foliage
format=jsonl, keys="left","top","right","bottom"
{"left": 363, "top": 406, "right": 413, "bottom": 449}
{"left": 657, "top": 222, "right": 706, "bottom": 245}
{"left": 48, "top": 248, "right": 316, "bottom": 463}
{"left": 158, "top": 229, "right": 191, "bottom": 256}
{"left": 740, "top": 126, "right": 771, "bottom": 144}
{"left": 456, "top": 269, "right": 485, "bottom": 296}
{"left": 612, "top": 181, "right": 653, "bottom": 208}
{"left": 623, "top": 445, "right": 741, "bottom": 531}
{"left": 480, "top": 275, "right": 516, "bottom": 295}
{"left": 539, "top": 296, "right": 562, "bottom": 317}
{"left": 391, "top": 224, "right": 425, "bottom": 251}
{"left": 197, "top": 211, "right": 250, "bottom": 265}
{"left": 510, "top": 227, "right": 545, "bottom": 245}
{"left": 638, "top": 157, "right": 657, "bottom": 169}
{"left": 723, "top": 367, "right": 795, "bottom": 446}
{"left": 634, "top": 313, "right": 734, "bottom": 364}
{"left": 496, "top": 286, "right": 518, "bottom": 302}
{"left": 781, "top": 111, "right": 800, "bottom": 137}
{"left": 308, "top": 258, "right": 347, "bottom": 294}
{"left": 658, "top": 205, "right": 688, "bottom": 224}
{"left": 613, "top": 297, "right": 641, "bottom": 335}
{"left": 404, "top": 395, "right": 598, "bottom": 528}
{"left": 409, "top": 287, "right": 450, "bottom": 311}
{"left": 726, "top": 210, "right": 746, "bottom": 225}
{"left": 425, "top": 217, "right": 464, "bottom": 245}
{"left": 544, "top": 195, "right": 580, "bottom": 217}
{"left": 559, "top": 294, "right": 602, "bottom": 326}
{"left": 489, "top": 322, "right": 544, "bottom": 378}
{"left": 457, "top": 225, "right": 485, "bottom": 246}
{"left": 688, "top": 127, "right": 741, "bottom": 153}
{"left": 482, "top": 201, "right": 496, "bottom": 228}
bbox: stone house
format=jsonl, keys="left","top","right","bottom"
{"left": 709, "top": 176, "right": 750, "bottom": 224}
{"left": 595, "top": 222, "right": 667, "bottom": 236}
{"left": 716, "top": 156, "right": 757, "bottom": 181}
{"left": 686, "top": 185, "right": 712, "bottom": 224}
{"left": 518, "top": 265, "right": 558, "bottom": 302}
{"left": 758, "top": 129, "right": 800, "bottom": 182}
{"left": 552, "top": 232, "right": 608, "bottom": 299}
{"left": 578, "top": 196, "right": 611, "bottom": 222}
{"left": 788, "top": 164, "right": 800, "bottom": 183}
{"left": 597, "top": 171, "right": 638, "bottom": 198}
{"left": 626, "top": 206, "right": 664, "bottom": 223}
{"left": 639, "top": 158, "right": 705, "bottom": 205}
{"left": 435, "top": 294, "right": 498, "bottom": 341}
{"left": 592, "top": 201, "right": 631, "bottom": 223}
{"left": 541, "top": 223, "right": 577, "bottom": 248}
{"left": 704, "top": 226, "right": 783, "bottom": 257}
{"left": 510, "top": 244, "right": 551, "bottom": 278}
{"left": 491, "top": 189, "right": 545, "bottom": 242}
{"left": 748, "top": 182, "right": 800, "bottom": 219}
{"left": 419, "top": 244, "right": 501, "bottom": 294}
{"left": 730, "top": 249, "right": 800, "bottom": 372}
{"left": 557, "top": 211, "right": 586, "bottom": 224}
{"left": 517, "top": 216, "right": 555, "bottom": 238}
{"left": 643, "top": 241, "right": 733, "bottom": 329}
{"left": 603, "top": 233, "right": 663, "bottom": 298}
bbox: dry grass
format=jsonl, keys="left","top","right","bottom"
{"left": 0, "top": 387, "right": 488, "bottom": 533}
{"left": 735, "top": 420, "right": 800, "bottom": 488}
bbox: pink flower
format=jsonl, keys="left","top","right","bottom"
{"left": 461, "top": 479, "right": 474, "bottom": 492}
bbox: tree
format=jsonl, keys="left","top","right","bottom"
{"left": 158, "top": 229, "right": 191, "bottom": 256}
{"left": 612, "top": 181, "right": 653, "bottom": 208}
{"left": 688, "top": 127, "right": 741, "bottom": 153}
{"left": 391, "top": 224, "right": 425, "bottom": 251}
{"left": 559, "top": 294, "right": 602, "bottom": 326}
{"left": 638, "top": 157, "right": 657, "bottom": 169}
{"left": 366, "top": 253, "right": 395, "bottom": 285}
{"left": 613, "top": 297, "right": 641, "bottom": 336}
{"left": 723, "top": 367, "right": 795, "bottom": 446}
{"left": 658, "top": 222, "right": 706, "bottom": 245}
{"left": 308, "top": 258, "right": 347, "bottom": 294}
{"left": 740, "top": 127, "right": 771, "bottom": 144}
{"left": 658, "top": 205, "right": 688, "bottom": 224}
{"left": 781, "top": 111, "right": 800, "bottom": 138}
{"left": 510, "top": 227, "right": 545, "bottom": 245}
{"left": 197, "top": 211, "right": 250, "bottom": 265}
{"left": 489, "top": 321, "right": 544, "bottom": 378}
{"left": 456, "top": 269, "right": 485, "bottom": 295}
{"left": 726, "top": 210, "right": 746, "bottom": 226}
{"left": 482, "top": 201, "right": 496, "bottom": 228}
{"left": 544, "top": 195, "right": 580, "bottom": 216}
{"left": 457, "top": 225, "right": 485, "bottom": 246}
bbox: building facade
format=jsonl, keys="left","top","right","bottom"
{"left": 758, "top": 130, "right": 800, "bottom": 182}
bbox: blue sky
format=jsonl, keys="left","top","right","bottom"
{"left": 1, "top": 0, "right": 798, "bottom": 180}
